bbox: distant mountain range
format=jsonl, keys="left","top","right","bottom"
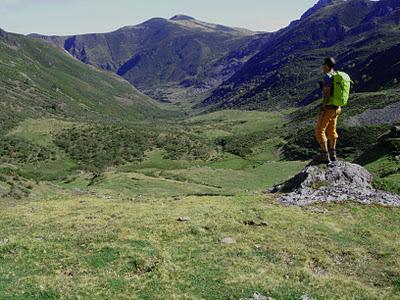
{"left": 31, "top": 16, "right": 270, "bottom": 103}
{"left": 3, "top": 0, "right": 399, "bottom": 121}
{"left": 29, "top": 0, "right": 400, "bottom": 116}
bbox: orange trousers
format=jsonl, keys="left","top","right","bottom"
{"left": 315, "top": 106, "right": 341, "bottom": 151}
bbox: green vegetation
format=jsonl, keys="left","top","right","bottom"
{"left": 1, "top": 107, "right": 398, "bottom": 199}
{"left": 184, "top": 110, "right": 287, "bottom": 137}
{"left": 0, "top": 166, "right": 33, "bottom": 199}
{"left": 0, "top": 31, "right": 179, "bottom": 122}
{"left": 0, "top": 86, "right": 399, "bottom": 300}
{"left": 0, "top": 136, "right": 56, "bottom": 164}
{"left": 54, "top": 124, "right": 218, "bottom": 175}
{"left": 156, "top": 132, "right": 217, "bottom": 161}
{"left": 54, "top": 125, "right": 153, "bottom": 174}
{"left": 1, "top": 195, "right": 399, "bottom": 299}
{"left": 364, "top": 155, "right": 400, "bottom": 195}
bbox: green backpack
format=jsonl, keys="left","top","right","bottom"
{"left": 329, "top": 71, "right": 353, "bottom": 107}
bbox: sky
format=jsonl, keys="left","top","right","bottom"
{"left": 0, "top": 0, "right": 318, "bottom": 35}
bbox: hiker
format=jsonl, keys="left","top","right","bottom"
{"left": 314, "top": 57, "right": 343, "bottom": 163}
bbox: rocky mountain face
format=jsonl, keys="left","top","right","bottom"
{"left": 32, "top": 16, "right": 270, "bottom": 103}
{"left": 199, "top": 0, "right": 400, "bottom": 110}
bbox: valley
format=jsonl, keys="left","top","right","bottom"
{"left": 0, "top": 0, "right": 400, "bottom": 299}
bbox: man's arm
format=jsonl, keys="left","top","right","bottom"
{"left": 322, "top": 85, "right": 331, "bottom": 110}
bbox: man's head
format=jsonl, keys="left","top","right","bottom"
{"left": 322, "top": 57, "right": 336, "bottom": 73}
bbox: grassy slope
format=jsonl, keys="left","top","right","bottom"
{"left": 0, "top": 110, "right": 399, "bottom": 299}
{"left": 0, "top": 195, "right": 399, "bottom": 299}
{"left": 364, "top": 155, "right": 400, "bottom": 195}
{"left": 182, "top": 109, "right": 290, "bottom": 139}
{"left": 0, "top": 31, "right": 179, "bottom": 121}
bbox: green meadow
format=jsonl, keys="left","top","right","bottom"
{"left": 0, "top": 110, "right": 399, "bottom": 299}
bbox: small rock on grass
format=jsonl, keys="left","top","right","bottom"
{"left": 221, "top": 237, "right": 236, "bottom": 244}
{"left": 240, "top": 292, "right": 275, "bottom": 300}
{"left": 0, "top": 238, "right": 9, "bottom": 244}
{"left": 177, "top": 216, "right": 191, "bottom": 222}
{"left": 301, "top": 295, "right": 316, "bottom": 300}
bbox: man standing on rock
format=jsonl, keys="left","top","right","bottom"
{"left": 314, "top": 57, "right": 342, "bottom": 164}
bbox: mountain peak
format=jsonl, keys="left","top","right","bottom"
{"left": 170, "top": 15, "right": 195, "bottom": 21}
{"left": 301, "top": 0, "right": 343, "bottom": 19}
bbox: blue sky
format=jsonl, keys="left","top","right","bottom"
{"left": 0, "top": 0, "right": 318, "bottom": 35}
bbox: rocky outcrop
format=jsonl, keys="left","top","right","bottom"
{"left": 271, "top": 161, "right": 400, "bottom": 206}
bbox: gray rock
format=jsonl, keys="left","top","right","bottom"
{"left": 0, "top": 238, "right": 9, "bottom": 244}
{"left": 177, "top": 216, "right": 191, "bottom": 222}
{"left": 273, "top": 161, "right": 400, "bottom": 206}
{"left": 240, "top": 292, "right": 275, "bottom": 300}
{"left": 300, "top": 295, "right": 316, "bottom": 300}
{"left": 221, "top": 237, "right": 236, "bottom": 244}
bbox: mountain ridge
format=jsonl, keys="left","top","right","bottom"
{"left": 30, "top": 15, "right": 267, "bottom": 103}
{"left": 300, "top": 0, "right": 342, "bottom": 20}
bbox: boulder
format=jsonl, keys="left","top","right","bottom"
{"left": 271, "top": 161, "right": 400, "bottom": 206}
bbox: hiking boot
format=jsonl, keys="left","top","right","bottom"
{"left": 329, "top": 148, "right": 337, "bottom": 161}
{"left": 313, "top": 151, "right": 331, "bottom": 164}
